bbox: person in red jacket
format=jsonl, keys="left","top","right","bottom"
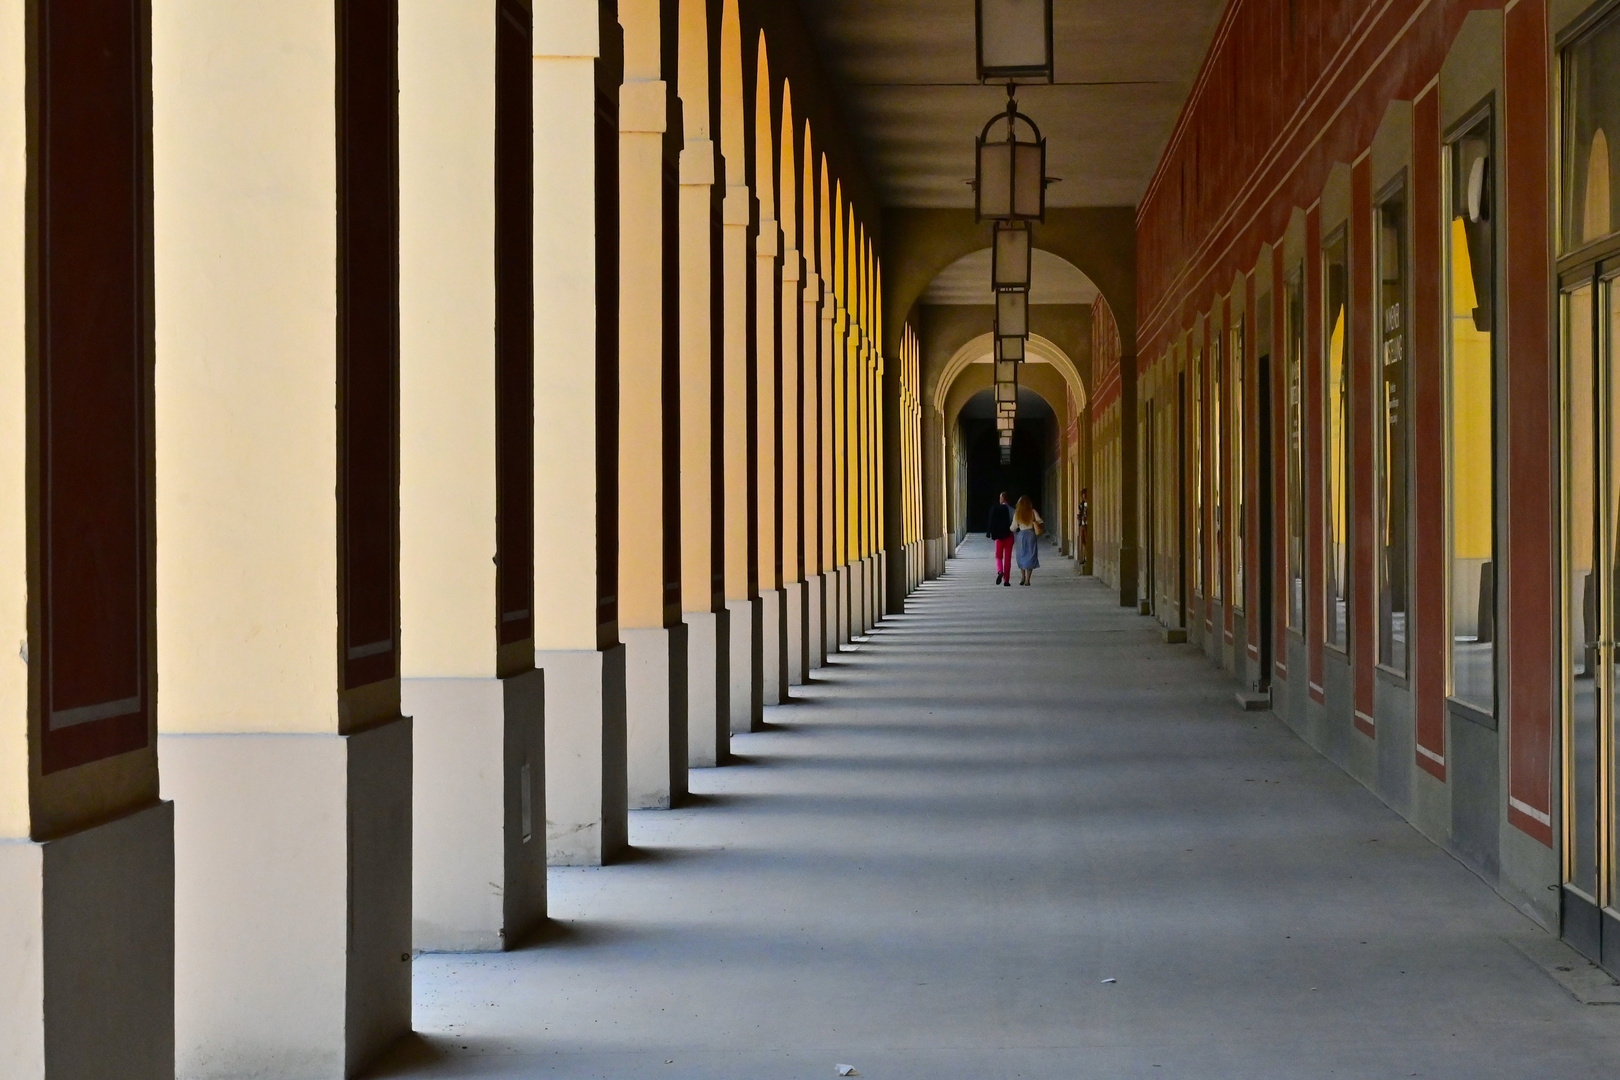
{"left": 987, "top": 492, "right": 1015, "bottom": 587}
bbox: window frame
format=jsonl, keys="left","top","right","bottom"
{"left": 1321, "top": 223, "right": 1352, "bottom": 656}
{"left": 1374, "top": 170, "right": 1414, "bottom": 681}
{"left": 1230, "top": 317, "right": 1246, "bottom": 613}
{"left": 1285, "top": 263, "right": 1307, "bottom": 636}
{"left": 1442, "top": 97, "right": 1501, "bottom": 725}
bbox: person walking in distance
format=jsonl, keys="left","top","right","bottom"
{"left": 988, "top": 492, "right": 1015, "bottom": 587}
{"left": 1012, "top": 495, "right": 1044, "bottom": 586}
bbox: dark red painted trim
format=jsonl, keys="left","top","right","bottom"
{"left": 1412, "top": 87, "right": 1446, "bottom": 782}
{"left": 1503, "top": 0, "right": 1554, "bottom": 845}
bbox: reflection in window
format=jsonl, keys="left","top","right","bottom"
{"left": 1564, "top": 284, "right": 1598, "bottom": 898}
{"left": 1563, "top": 8, "right": 1620, "bottom": 250}
{"left": 1213, "top": 334, "right": 1224, "bottom": 603}
{"left": 1377, "top": 183, "right": 1410, "bottom": 674}
{"left": 1323, "top": 228, "right": 1350, "bottom": 650}
{"left": 1446, "top": 114, "right": 1496, "bottom": 715}
{"left": 1231, "top": 319, "right": 1246, "bottom": 610}
{"left": 1286, "top": 266, "right": 1305, "bottom": 630}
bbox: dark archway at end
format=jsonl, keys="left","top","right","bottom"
{"left": 960, "top": 387, "right": 1058, "bottom": 533}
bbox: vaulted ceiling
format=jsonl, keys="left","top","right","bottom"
{"left": 796, "top": 0, "right": 1227, "bottom": 209}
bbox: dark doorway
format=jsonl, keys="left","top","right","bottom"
{"left": 961, "top": 387, "right": 1057, "bottom": 532}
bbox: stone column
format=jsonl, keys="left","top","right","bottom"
{"left": 676, "top": 0, "right": 727, "bottom": 769}
{"left": 820, "top": 279, "right": 841, "bottom": 660}
{"left": 619, "top": 0, "right": 688, "bottom": 811}
{"left": 781, "top": 238, "right": 807, "bottom": 686}
{"left": 802, "top": 266, "right": 826, "bottom": 670}
{"left": 756, "top": 213, "right": 787, "bottom": 704}
{"left": 0, "top": 4, "right": 173, "bottom": 1074}
{"left": 399, "top": 0, "right": 545, "bottom": 953}
{"left": 723, "top": 178, "right": 762, "bottom": 731}
{"left": 155, "top": 3, "right": 410, "bottom": 1073}
{"left": 533, "top": 0, "right": 629, "bottom": 867}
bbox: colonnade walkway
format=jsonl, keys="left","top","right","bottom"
{"left": 379, "top": 540, "right": 1620, "bottom": 1080}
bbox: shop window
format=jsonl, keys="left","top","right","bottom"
{"left": 1445, "top": 110, "right": 1496, "bottom": 717}
{"left": 1376, "top": 180, "right": 1411, "bottom": 675}
{"left": 1323, "top": 227, "right": 1350, "bottom": 650}
{"left": 1285, "top": 266, "right": 1305, "bottom": 631}
{"left": 1212, "top": 333, "right": 1224, "bottom": 603}
{"left": 1564, "top": 10, "right": 1620, "bottom": 250}
{"left": 1193, "top": 345, "right": 1204, "bottom": 596}
{"left": 1230, "top": 318, "right": 1246, "bottom": 610}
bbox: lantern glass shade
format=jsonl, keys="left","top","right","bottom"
{"left": 995, "top": 359, "right": 1018, "bottom": 384}
{"left": 996, "top": 380, "right": 1018, "bottom": 405}
{"left": 977, "top": 0, "right": 1053, "bottom": 83}
{"left": 975, "top": 117, "right": 1047, "bottom": 222}
{"left": 996, "top": 334, "right": 1025, "bottom": 362}
{"left": 998, "top": 398, "right": 1017, "bottom": 415}
{"left": 996, "top": 289, "right": 1028, "bottom": 338}
{"left": 992, "top": 222, "right": 1032, "bottom": 291}
{"left": 997, "top": 419, "right": 1016, "bottom": 435}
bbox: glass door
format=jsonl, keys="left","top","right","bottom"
{"left": 1562, "top": 271, "right": 1620, "bottom": 972}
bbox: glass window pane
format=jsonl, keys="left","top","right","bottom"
{"left": 1563, "top": 10, "right": 1620, "bottom": 250}
{"left": 1447, "top": 115, "right": 1496, "bottom": 714}
{"left": 1193, "top": 346, "right": 1204, "bottom": 596}
{"left": 1286, "top": 267, "right": 1305, "bottom": 630}
{"left": 1324, "top": 228, "right": 1350, "bottom": 650}
{"left": 1565, "top": 284, "right": 1599, "bottom": 898}
{"left": 1213, "top": 334, "right": 1224, "bottom": 603}
{"left": 1378, "top": 185, "right": 1410, "bottom": 674}
{"left": 1232, "top": 319, "right": 1246, "bottom": 610}
{"left": 1606, "top": 281, "right": 1620, "bottom": 907}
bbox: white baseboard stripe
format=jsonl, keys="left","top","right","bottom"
{"left": 1509, "top": 797, "right": 1552, "bottom": 827}
{"left": 1417, "top": 743, "right": 1446, "bottom": 766}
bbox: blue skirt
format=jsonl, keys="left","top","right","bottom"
{"left": 1015, "top": 528, "right": 1040, "bottom": 569}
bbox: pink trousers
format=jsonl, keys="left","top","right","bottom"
{"left": 994, "top": 536, "right": 1015, "bottom": 577}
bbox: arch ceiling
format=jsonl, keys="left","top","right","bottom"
{"left": 933, "top": 332, "right": 1087, "bottom": 417}
{"left": 921, "top": 247, "right": 1098, "bottom": 306}
{"left": 959, "top": 385, "right": 1055, "bottom": 420}
{"left": 796, "top": 0, "right": 1224, "bottom": 207}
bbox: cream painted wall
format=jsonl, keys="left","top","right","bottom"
{"left": 399, "top": 1, "right": 498, "bottom": 679}
{"left": 153, "top": 1, "right": 341, "bottom": 735}
{"left": 0, "top": 0, "right": 26, "bottom": 838}
{"left": 533, "top": 8, "right": 603, "bottom": 652}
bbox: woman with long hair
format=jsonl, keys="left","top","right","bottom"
{"left": 1011, "top": 496, "right": 1044, "bottom": 586}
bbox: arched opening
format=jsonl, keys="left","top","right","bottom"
{"left": 958, "top": 385, "right": 1060, "bottom": 533}
{"left": 917, "top": 243, "right": 1094, "bottom": 564}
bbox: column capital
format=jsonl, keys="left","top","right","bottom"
{"left": 679, "top": 138, "right": 715, "bottom": 186}
{"left": 618, "top": 80, "right": 666, "bottom": 134}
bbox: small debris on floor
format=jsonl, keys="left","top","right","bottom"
{"left": 1101, "top": 977, "right": 1117, "bottom": 984}
{"left": 836, "top": 1065, "right": 859, "bottom": 1076}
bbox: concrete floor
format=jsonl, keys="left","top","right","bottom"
{"left": 377, "top": 539, "right": 1620, "bottom": 1080}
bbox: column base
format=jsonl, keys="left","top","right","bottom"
{"left": 682, "top": 610, "right": 728, "bottom": 768}
{"left": 850, "top": 559, "right": 866, "bottom": 636}
{"left": 0, "top": 802, "right": 174, "bottom": 1080}
{"left": 163, "top": 719, "right": 412, "bottom": 1079}
{"left": 624, "top": 625, "right": 689, "bottom": 810}
{"left": 808, "top": 573, "right": 828, "bottom": 670}
{"left": 760, "top": 588, "right": 787, "bottom": 706}
{"left": 835, "top": 565, "right": 852, "bottom": 648}
{"left": 725, "top": 597, "right": 762, "bottom": 733}
{"left": 406, "top": 671, "right": 546, "bottom": 952}
{"left": 535, "top": 646, "right": 628, "bottom": 866}
{"left": 785, "top": 581, "right": 807, "bottom": 686}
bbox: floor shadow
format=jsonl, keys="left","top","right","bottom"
{"left": 506, "top": 917, "right": 639, "bottom": 952}
{"left": 360, "top": 1032, "right": 453, "bottom": 1078}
